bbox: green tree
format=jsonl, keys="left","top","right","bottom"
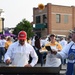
{"left": 13, "top": 19, "right": 34, "bottom": 39}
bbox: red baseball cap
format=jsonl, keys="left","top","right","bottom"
{"left": 18, "top": 31, "right": 27, "bottom": 40}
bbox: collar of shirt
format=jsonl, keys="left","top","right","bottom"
{"left": 50, "top": 41, "right": 58, "bottom": 45}
{"left": 17, "top": 41, "right": 27, "bottom": 47}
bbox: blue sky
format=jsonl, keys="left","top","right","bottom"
{"left": 0, "top": 0, "right": 75, "bottom": 28}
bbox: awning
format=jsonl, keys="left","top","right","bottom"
{"left": 34, "top": 23, "right": 47, "bottom": 29}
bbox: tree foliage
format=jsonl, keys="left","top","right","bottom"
{"left": 13, "top": 19, "right": 34, "bottom": 38}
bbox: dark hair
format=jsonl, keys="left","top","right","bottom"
{"left": 35, "top": 35, "right": 41, "bottom": 49}
{"left": 35, "top": 35, "right": 40, "bottom": 40}
{"left": 7, "top": 37, "right": 11, "bottom": 41}
{"left": 50, "top": 34, "right": 56, "bottom": 37}
{"left": 1, "top": 35, "right": 5, "bottom": 39}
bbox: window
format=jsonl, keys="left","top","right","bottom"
{"left": 36, "top": 16, "right": 41, "bottom": 23}
{"left": 43, "top": 14, "right": 47, "bottom": 23}
{"left": 56, "top": 14, "right": 61, "bottom": 23}
{"left": 64, "top": 15, "right": 68, "bottom": 23}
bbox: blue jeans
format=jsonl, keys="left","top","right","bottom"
{"left": 40, "top": 52, "right": 47, "bottom": 66}
{"left": 0, "top": 47, "right": 5, "bottom": 62}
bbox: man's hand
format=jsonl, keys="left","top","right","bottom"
{"left": 24, "top": 64, "right": 32, "bottom": 67}
{"left": 5, "top": 59, "right": 11, "bottom": 65}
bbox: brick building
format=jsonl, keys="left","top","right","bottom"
{"left": 33, "top": 3, "right": 75, "bottom": 37}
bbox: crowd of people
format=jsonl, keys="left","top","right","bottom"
{"left": 0, "top": 30, "right": 75, "bottom": 75}
{"left": 30, "top": 31, "right": 75, "bottom": 75}
{"left": 31, "top": 33, "right": 69, "bottom": 66}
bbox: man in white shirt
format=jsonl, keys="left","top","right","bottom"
{"left": 4, "top": 31, "right": 38, "bottom": 67}
{"left": 51, "top": 31, "right": 75, "bottom": 75}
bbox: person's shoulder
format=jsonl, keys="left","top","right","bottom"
{"left": 26, "top": 42, "right": 32, "bottom": 46}
{"left": 9, "top": 41, "right": 18, "bottom": 47}
{"left": 45, "top": 42, "right": 50, "bottom": 46}
{"left": 5, "top": 41, "right": 8, "bottom": 44}
{"left": 67, "top": 41, "right": 74, "bottom": 45}
{"left": 26, "top": 42, "right": 34, "bottom": 49}
{"left": 63, "top": 41, "right": 73, "bottom": 49}
{"left": 56, "top": 41, "right": 62, "bottom": 46}
{"left": 55, "top": 41, "right": 60, "bottom": 44}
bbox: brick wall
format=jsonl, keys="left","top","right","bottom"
{"left": 33, "top": 3, "right": 75, "bottom": 37}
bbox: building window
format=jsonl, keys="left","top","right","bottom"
{"left": 56, "top": 14, "right": 61, "bottom": 23}
{"left": 36, "top": 16, "right": 41, "bottom": 23}
{"left": 43, "top": 14, "right": 47, "bottom": 23}
{"left": 64, "top": 15, "right": 68, "bottom": 23}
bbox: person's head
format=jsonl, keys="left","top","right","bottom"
{"left": 1, "top": 35, "right": 5, "bottom": 40}
{"left": 35, "top": 35, "right": 40, "bottom": 40}
{"left": 18, "top": 31, "right": 27, "bottom": 45}
{"left": 7, "top": 37, "right": 11, "bottom": 41}
{"left": 50, "top": 34, "right": 56, "bottom": 43}
{"left": 71, "top": 31, "right": 75, "bottom": 42}
{"left": 60, "top": 37, "right": 64, "bottom": 41}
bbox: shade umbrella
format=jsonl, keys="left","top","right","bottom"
{"left": 4, "top": 33, "right": 16, "bottom": 37}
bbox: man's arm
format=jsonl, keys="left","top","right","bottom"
{"left": 4, "top": 45, "right": 12, "bottom": 64}
{"left": 51, "top": 45, "right": 69, "bottom": 59}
